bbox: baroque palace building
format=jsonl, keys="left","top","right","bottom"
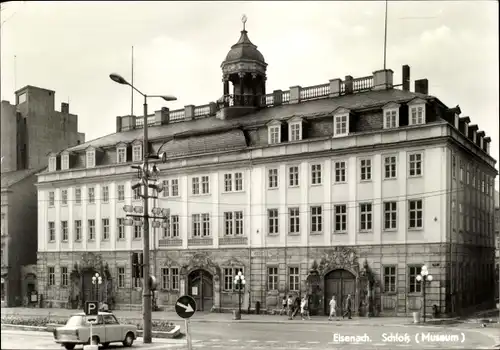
{"left": 35, "top": 20, "right": 497, "bottom": 316}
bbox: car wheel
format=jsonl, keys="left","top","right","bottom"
{"left": 102, "top": 342, "right": 110, "bottom": 348}
{"left": 122, "top": 332, "right": 134, "bottom": 347}
{"left": 63, "top": 344, "right": 75, "bottom": 350}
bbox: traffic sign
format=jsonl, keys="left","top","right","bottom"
{"left": 84, "top": 301, "right": 99, "bottom": 316}
{"left": 175, "top": 295, "right": 196, "bottom": 319}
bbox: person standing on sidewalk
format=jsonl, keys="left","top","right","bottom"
{"left": 343, "top": 294, "right": 352, "bottom": 319}
{"left": 287, "top": 295, "right": 293, "bottom": 319}
{"left": 300, "top": 295, "right": 311, "bottom": 320}
{"left": 328, "top": 295, "right": 337, "bottom": 321}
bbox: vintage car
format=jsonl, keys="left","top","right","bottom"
{"left": 53, "top": 312, "right": 137, "bottom": 349}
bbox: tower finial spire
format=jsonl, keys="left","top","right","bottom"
{"left": 241, "top": 14, "right": 247, "bottom": 31}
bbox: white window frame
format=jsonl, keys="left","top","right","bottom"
{"left": 268, "top": 125, "right": 281, "bottom": 144}
{"left": 310, "top": 206, "right": 323, "bottom": 233}
{"left": 61, "top": 190, "right": 68, "bottom": 206}
{"left": 384, "top": 155, "right": 397, "bottom": 179}
{"left": 201, "top": 213, "right": 210, "bottom": 236}
{"left": 117, "top": 147, "right": 127, "bottom": 163}
{"left": 408, "top": 199, "right": 423, "bottom": 229}
{"left": 288, "top": 166, "right": 299, "bottom": 187}
{"left": 334, "top": 161, "right": 347, "bottom": 183}
{"left": 117, "top": 267, "right": 125, "bottom": 288}
{"left": 192, "top": 177, "right": 200, "bottom": 195}
{"left": 224, "top": 211, "right": 244, "bottom": 236}
{"left": 88, "top": 187, "right": 95, "bottom": 204}
{"left": 133, "top": 187, "right": 141, "bottom": 201}
{"left": 48, "top": 267, "right": 55, "bottom": 286}
{"left": 268, "top": 208, "right": 279, "bottom": 235}
{"left": 360, "top": 158, "right": 372, "bottom": 181}
{"left": 117, "top": 185, "right": 125, "bottom": 201}
{"left": 359, "top": 203, "right": 373, "bottom": 232}
{"left": 134, "top": 225, "right": 142, "bottom": 239}
{"left": 288, "top": 267, "right": 300, "bottom": 291}
{"left": 61, "top": 221, "right": 68, "bottom": 241}
{"left": 48, "top": 191, "right": 55, "bottom": 207}
{"left": 333, "top": 205, "right": 347, "bottom": 233}
{"left": 383, "top": 109, "right": 399, "bottom": 129}
{"left": 75, "top": 188, "right": 82, "bottom": 205}
{"left": 48, "top": 156, "right": 57, "bottom": 172}
{"left": 102, "top": 186, "right": 109, "bottom": 203}
{"left": 288, "top": 207, "right": 300, "bottom": 234}
{"left": 289, "top": 122, "right": 302, "bottom": 142}
{"left": 88, "top": 219, "right": 95, "bottom": 240}
{"left": 61, "top": 154, "right": 69, "bottom": 170}
{"left": 311, "top": 164, "right": 322, "bottom": 185}
{"left": 408, "top": 152, "right": 423, "bottom": 177}
{"left": 74, "top": 220, "right": 82, "bottom": 241}
{"left": 333, "top": 114, "right": 349, "bottom": 137}
{"left": 383, "top": 201, "right": 397, "bottom": 231}
{"left": 86, "top": 150, "right": 96, "bottom": 168}
{"left": 201, "top": 176, "right": 210, "bottom": 194}
{"left": 48, "top": 221, "right": 55, "bottom": 241}
{"left": 268, "top": 168, "right": 279, "bottom": 189}
{"left": 409, "top": 105, "right": 426, "bottom": 125}
{"left": 267, "top": 267, "right": 278, "bottom": 291}
{"left": 132, "top": 145, "right": 142, "bottom": 162}
{"left": 170, "top": 179, "right": 179, "bottom": 197}
{"left": 61, "top": 266, "right": 69, "bottom": 286}
{"left": 223, "top": 172, "right": 244, "bottom": 192}
{"left": 102, "top": 218, "right": 110, "bottom": 240}
{"left": 117, "top": 218, "right": 125, "bottom": 240}
{"left": 162, "top": 215, "right": 180, "bottom": 238}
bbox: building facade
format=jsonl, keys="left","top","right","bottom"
{"left": 36, "top": 23, "right": 497, "bottom": 316}
{"left": 1, "top": 86, "right": 86, "bottom": 306}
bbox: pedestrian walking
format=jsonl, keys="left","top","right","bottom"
{"left": 287, "top": 295, "right": 293, "bottom": 319}
{"left": 343, "top": 294, "right": 352, "bottom": 319}
{"left": 280, "top": 296, "right": 287, "bottom": 315}
{"left": 328, "top": 295, "right": 337, "bottom": 321}
{"left": 300, "top": 295, "right": 311, "bottom": 320}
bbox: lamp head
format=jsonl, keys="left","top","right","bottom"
{"left": 422, "top": 270, "right": 428, "bottom": 276}
{"left": 161, "top": 95, "right": 177, "bottom": 102}
{"left": 421, "top": 265, "right": 428, "bottom": 271}
{"left": 238, "top": 271, "right": 242, "bottom": 277}
{"left": 242, "top": 279, "right": 246, "bottom": 285}
{"left": 95, "top": 273, "right": 99, "bottom": 277}
{"left": 427, "top": 275, "right": 433, "bottom": 282}
{"left": 109, "top": 73, "right": 129, "bottom": 85}
{"left": 416, "top": 275, "right": 422, "bottom": 282}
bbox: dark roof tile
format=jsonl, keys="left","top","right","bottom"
{"left": 1, "top": 168, "right": 44, "bottom": 188}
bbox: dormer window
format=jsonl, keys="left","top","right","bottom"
{"left": 48, "top": 156, "right": 57, "bottom": 172}
{"left": 117, "top": 146, "right": 127, "bottom": 164}
{"left": 61, "top": 154, "right": 69, "bottom": 170}
{"left": 382, "top": 102, "right": 400, "bottom": 129}
{"left": 409, "top": 106, "right": 425, "bottom": 125}
{"left": 132, "top": 145, "right": 142, "bottom": 162}
{"left": 268, "top": 125, "right": 281, "bottom": 144}
{"left": 86, "top": 150, "right": 95, "bottom": 168}
{"left": 334, "top": 114, "right": 349, "bottom": 137}
{"left": 289, "top": 122, "right": 302, "bottom": 141}
{"left": 454, "top": 114, "right": 459, "bottom": 129}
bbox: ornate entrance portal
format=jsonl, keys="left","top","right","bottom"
{"left": 188, "top": 269, "right": 213, "bottom": 311}
{"left": 324, "top": 269, "right": 356, "bottom": 315}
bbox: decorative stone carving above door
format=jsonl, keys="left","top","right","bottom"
{"left": 317, "top": 247, "right": 359, "bottom": 277}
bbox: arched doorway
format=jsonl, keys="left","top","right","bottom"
{"left": 188, "top": 269, "right": 213, "bottom": 312}
{"left": 81, "top": 270, "right": 102, "bottom": 303}
{"left": 324, "top": 269, "right": 356, "bottom": 315}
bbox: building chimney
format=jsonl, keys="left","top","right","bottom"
{"left": 116, "top": 116, "right": 122, "bottom": 132}
{"left": 61, "top": 102, "right": 69, "bottom": 114}
{"left": 414, "top": 79, "right": 429, "bottom": 95}
{"left": 372, "top": 69, "right": 394, "bottom": 91}
{"left": 344, "top": 75, "right": 354, "bottom": 94}
{"left": 154, "top": 107, "right": 169, "bottom": 126}
{"left": 402, "top": 65, "right": 410, "bottom": 91}
{"left": 483, "top": 136, "right": 491, "bottom": 153}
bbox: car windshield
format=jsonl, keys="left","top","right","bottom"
{"left": 66, "top": 315, "right": 84, "bottom": 327}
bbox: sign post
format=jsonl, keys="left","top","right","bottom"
{"left": 84, "top": 301, "right": 99, "bottom": 350}
{"left": 175, "top": 295, "right": 196, "bottom": 350}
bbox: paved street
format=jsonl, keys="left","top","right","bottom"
{"left": 2, "top": 322, "right": 497, "bottom": 350}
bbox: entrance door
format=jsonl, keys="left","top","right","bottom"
{"left": 324, "top": 269, "right": 356, "bottom": 315}
{"left": 82, "top": 271, "right": 95, "bottom": 303}
{"left": 188, "top": 270, "right": 213, "bottom": 312}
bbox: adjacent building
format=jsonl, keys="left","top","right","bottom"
{"left": 1, "top": 86, "right": 85, "bottom": 306}
{"left": 35, "top": 22, "right": 497, "bottom": 316}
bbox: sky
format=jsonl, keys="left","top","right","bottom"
{"left": 1, "top": 1, "right": 498, "bottom": 184}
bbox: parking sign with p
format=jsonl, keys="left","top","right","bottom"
{"left": 85, "top": 301, "right": 99, "bottom": 316}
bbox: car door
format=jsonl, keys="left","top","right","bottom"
{"left": 103, "top": 314, "right": 122, "bottom": 342}
{"left": 85, "top": 315, "right": 106, "bottom": 343}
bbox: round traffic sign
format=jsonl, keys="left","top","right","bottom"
{"left": 175, "top": 295, "right": 197, "bottom": 319}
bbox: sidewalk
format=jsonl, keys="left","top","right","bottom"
{"left": 0, "top": 306, "right": 460, "bottom": 326}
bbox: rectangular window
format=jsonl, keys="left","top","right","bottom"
{"left": 288, "top": 166, "right": 299, "bottom": 187}
{"left": 171, "top": 215, "right": 180, "bottom": 237}
{"left": 171, "top": 179, "right": 179, "bottom": 196}
{"left": 133, "top": 187, "right": 141, "bottom": 201}
{"left": 289, "top": 267, "right": 300, "bottom": 291}
{"left": 288, "top": 207, "right": 300, "bottom": 234}
{"left": 408, "top": 199, "right": 423, "bottom": 229}
{"left": 268, "top": 267, "right": 278, "bottom": 290}
{"left": 88, "top": 219, "right": 95, "bottom": 240}
{"left": 334, "top": 115, "right": 348, "bottom": 136}
{"left": 223, "top": 267, "right": 244, "bottom": 291}
{"left": 409, "top": 152, "right": 423, "bottom": 176}
{"left": 49, "top": 157, "right": 56, "bottom": 172}
{"left": 88, "top": 187, "right": 95, "bottom": 204}
{"left": 310, "top": 206, "right": 323, "bottom": 233}
{"left": 102, "top": 218, "right": 110, "bottom": 240}
{"left": 75, "top": 188, "right": 81, "bottom": 205}
{"left": 161, "top": 268, "right": 170, "bottom": 290}
{"left": 268, "top": 168, "right": 279, "bottom": 189}
{"left": 383, "top": 202, "right": 397, "bottom": 230}
{"left": 117, "top": 218, "right": 125, "bottom": 240}
{"left": 201, "top": 176, "right": 210, "bottom": 194}
{"left": 410, "top": 106, "right": 424, "bottom": 125}
{"left": 334, "top": 161, "right": 346, "bottom": 182}
{"left": 162, "top": 180, "right": 169, "bottom": 197}
{"left": 171, "top": 268, "right": 179, "bottom": 290}
{"left": 290, "top": 123, "right": 301, "bottom": 141}
{"left": 460, "top": 162, "right": 464, "bottom": 182}
{"left": 384, "top": 110, "right": 397, "bottom": 129}
{"left": 61, "top": 221, "right": 68, "bottom": 241}
{"left": 48, "top": 267, "right": 55, "bottom": 286}
{"left": 384, "top": 155, "right": 397, "bottom": 179}
{"left": 102, "top": 186, "right": 109, "bottom": 203}
{"left": 133, "top": 277, "right": 141, "bottom": 288}
{"left": 86, "top": 151, "right": 95, "bottom": 168}
{"left": 48, "top": 221, "right": 55, "bottom": 241}
{"left": 201, "top": 213, "right": 210, "bottom": 236}
{"left": 192, "top": 177, "right": 200, "bottom": 195}
{"left": 269, "top": 126, "right": 280, "bottom": 144}
{"left": 192, "top": 214, "right": 201, "bottom": 237}
{"left": 117, "top": 185, "right": 125, "bottom": 201}
{"left": 235, "top": 211, "right": 243, "bottom": 235}
{"left": 334, "top": 205, "right": 347, "bottom": 233}
{"left": 117, "top": 148, "right": 126, "bottom": 163}
{"left": 383, "top": 266, "right": 396, "bottom": 293}
{"left": 360, "top": 159, "right": 372, "bottom": 181}
{"left": 224, "top": 174, "right": 232, "bottom": 192}
{"left": 118, "top": 267, "right": 125, "bottom": 288}
{"left": 74, "top": 220, "right": 82, "bottom": 241}
{"left": 61, "top": 155, "right": 69, "bottom": 170}
{"left": 452, "top": 155, "right": 456, "bottom": 178}
{"left": 311, "top": 164, "right": 322, "bottom": 185}
{"left": 61, "top": 190, "right": 68, "bottom": 205}
{"left": 224, "top": 212, "right": 233, "bottom": 236}
{"left": 61, "top": 266, "right": 68, "bottom": 287}
{"left": 234, "top": 172, "right": 243, "bottom": 191}
{"left": 49, "top": 192, "right": 55, "bottom": 207}
{"left": 359, "top": 203, "right": 373, "bottom": 231}
{"left": 134, "top": 226, "right": 142, "bottom": 239}
{"left": 132, "top": 145, "right": 142, "bottom": 162}
{"left": 268, "top": 209, "right": 279, "bottom": 235}
{"left": 409, "top": 266, "right": 422, "bottom": 293}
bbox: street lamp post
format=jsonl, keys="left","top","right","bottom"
{"left": 92, "top": 273, "right": 102, "bottom": 304}
{"left": 233, "top": 270, "right": 246, "bottom": 319}
{"left": 416, "top": 265, "right": 433, "bottom": 323}
{"left": 110, "top": 73, "right": 176, "bottom": 344}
